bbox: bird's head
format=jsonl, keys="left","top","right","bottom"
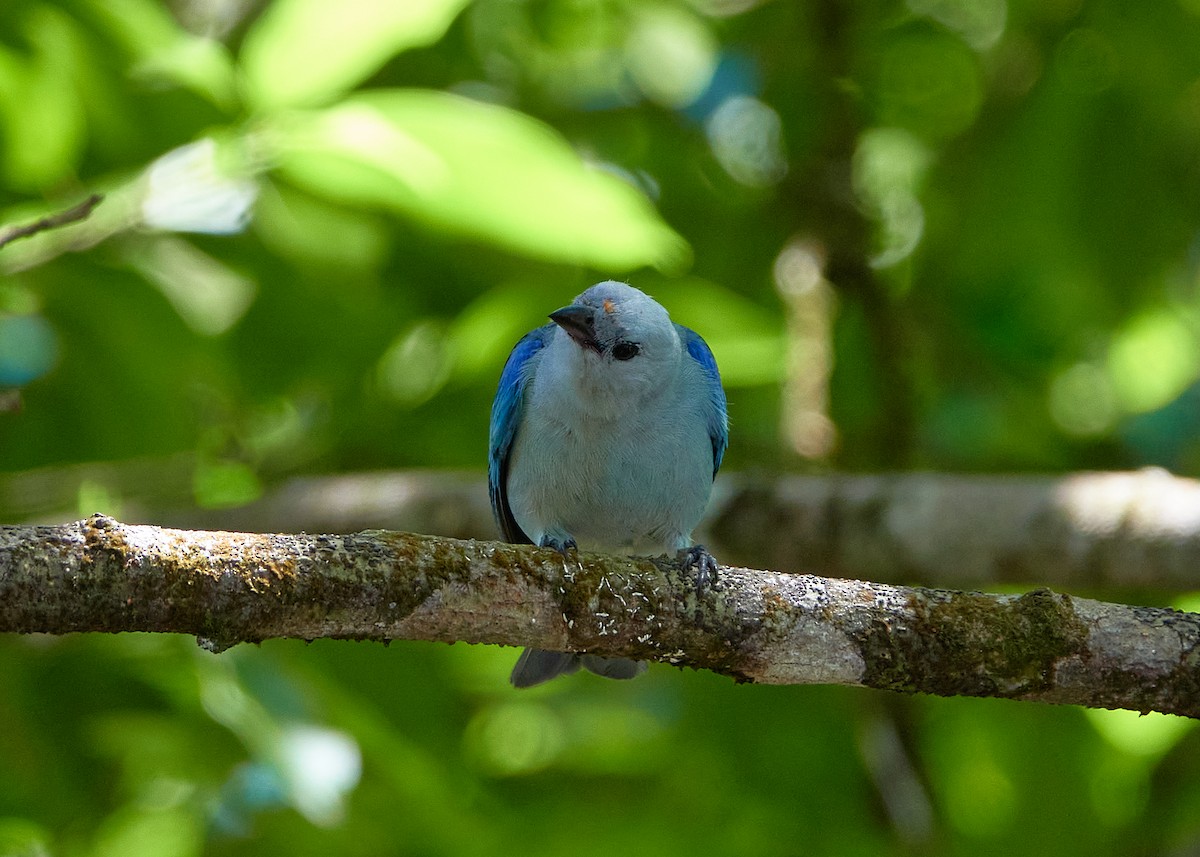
{"left": 548, "top": 281, "right": 681, "bottom": 403}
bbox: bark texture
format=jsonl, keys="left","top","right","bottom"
{"left": 2, "top": 515, "right": 1198, "bottom": 718}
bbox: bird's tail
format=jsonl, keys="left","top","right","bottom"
{"left": 509, "top": 648, "right": 646, "bottom": 688}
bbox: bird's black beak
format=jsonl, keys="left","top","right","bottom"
{"left": 549, "top": 305, "right": 602, "bottom": 353}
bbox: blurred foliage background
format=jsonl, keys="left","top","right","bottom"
{"left": 3, "top": 0, "right": 1200, "bottom": 855}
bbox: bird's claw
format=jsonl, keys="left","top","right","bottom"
{"left": 679, "top": 544, "right": 720, "bottom": 594}
{"left": 539, "top": 534, "right": 578, "bottom": 558}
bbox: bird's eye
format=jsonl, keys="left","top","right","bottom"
{"left": 611, "top": 341, "right": 640, "bottom": 361}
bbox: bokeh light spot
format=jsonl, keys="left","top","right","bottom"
{"left": 876, "top": 28, "right": 984, "bottom": 139}
{"left": 0, "top": 314, "right": 58, "bottom": 385}
{"left": 853, "top": 127, "right": 931, "bottom": 267}
{"left": 465, "top": 700, "right": 565, "bottom": 776}
{"left": 908, "top": 0, "right": 1007, "bottom": 51}
{"left": 376, "top": 320, "right": 452, "bottom": 406}
{"left": 1048, "top": 361, "right": 1117, "bottom": 436}
{"left": 193, "top": 459, "right": 263, "bottom": 509}
{"left": 705, "top": 95, "right": 787, "bottom": 187}
{"left": 1086, "top": 707, "right": 1195, "bottom": 759}
{"left": 1107, "top": 309, "right": 1200, "bottom": 413}
{"left": 626, "top": 6, "right": 718, "bottom": 109}
{"left": 940, "top": 749, "right": 1015, "bottom": 837}
{"left": 278, "top": 725, "right": 363, "bottom": 826}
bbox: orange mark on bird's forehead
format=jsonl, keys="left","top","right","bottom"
{"left": 603, "top": 298, "right": 616, "bottom": 314}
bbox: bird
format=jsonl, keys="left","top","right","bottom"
{"left": 488, "top": 281, "right": 728, "bottom": 688}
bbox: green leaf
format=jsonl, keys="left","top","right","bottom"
{"left": 273, "top": 90, "right": 689, "bottom": 271}
{"left": 92, "top": 806, "right": 201, "bottom": 857}
{"left": 240, "top": 0, "right": 472, "bottom": 110}
{"left": 81, "top": 0, "right": 236, "bottom": 108}
{"left": 0, "top": 10, "right": 88, "bottom": 191}
{"left": 255, "top": 180, "right": 391, "bottom": 271}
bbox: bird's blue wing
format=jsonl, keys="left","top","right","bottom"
{"left": 489, "top": 324, "right": 553, "bottom": 543}
{"left": 679, "top": 324, "right": 729, "bottom": 477}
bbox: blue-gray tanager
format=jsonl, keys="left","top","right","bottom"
{"left": 488, "top": 281, "right": 728, "bottom": 687}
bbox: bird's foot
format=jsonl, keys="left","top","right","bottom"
{"left": 679, "top": 544, "right": 720, "bottom": 593}
{"left": 539, "top": 534, "right": 582, "bottom": 578}
{"left": 538, "top": 534, "right": 578, "bottom": 557}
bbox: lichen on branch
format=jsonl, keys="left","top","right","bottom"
{"left": 1, "top": 514, "right": 1198, "bottom": 718}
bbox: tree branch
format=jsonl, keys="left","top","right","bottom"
{"left": 121, "top": 468, "right": 1200, "bottom": 591}
{"left": 709, "top": 468, "right": 1200, "bottom": 590}
{"left": 3, "top": 515, "right": 1197, "bottom": 718}
{"left": 0, "top": 194, "right": 104, "bottom": 251}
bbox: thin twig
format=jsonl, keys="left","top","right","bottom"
{"left": 0, "top": 194, "right": 104, "bottom": 251}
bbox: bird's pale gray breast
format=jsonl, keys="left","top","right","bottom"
{"left": 507, "top": 383, "right": 712, "bottom": 553}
